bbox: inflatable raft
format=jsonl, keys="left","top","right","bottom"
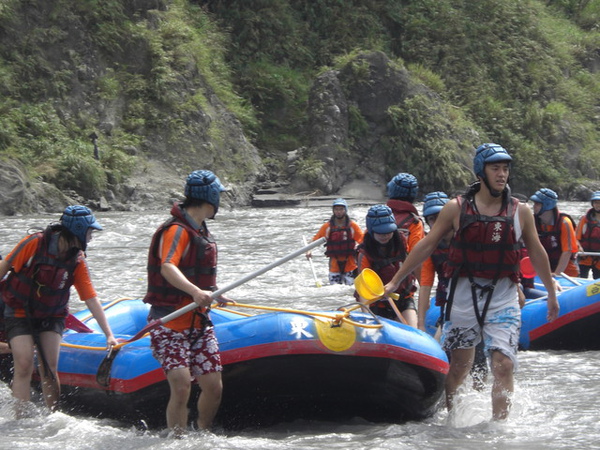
{"left": 58, "top": 298, "right": 449, "bottom": 430}
{"left": 424, "top": 276, "right": 600, "bottom": 351}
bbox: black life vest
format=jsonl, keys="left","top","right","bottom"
{"left": 144, "top": 203, "right": 218, "bottom": 307}
{"left": 1, "top": 226, "right": 80, "bottom": 318}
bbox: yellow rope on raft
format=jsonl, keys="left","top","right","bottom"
{"left": 225, "top": 302, "right": 383, "bottom": 329}
{"left": 59, "top": 299, "right": 383, "bottom": 352}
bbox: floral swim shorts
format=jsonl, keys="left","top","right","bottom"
{"left": 149, "top": 325, "right": 222, "bottom": 378}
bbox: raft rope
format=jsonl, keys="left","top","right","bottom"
{"left": 59, "top": 297, "right": 385, "bottom": 352}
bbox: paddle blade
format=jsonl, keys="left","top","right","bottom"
{"left": 96, "top": 347, "right": 120, "bottom": 388}
{"left": 123, "top": 319, "right": 162, "bottom": 343}
{"left": 65, "top": 314, "right": 94, "bottom": 333}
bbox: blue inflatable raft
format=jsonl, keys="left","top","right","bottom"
{"left": 424, "top": 276, "right": 600, "bottom": 351}
{"left": 57, "top": 299, "right": 449, "bottom": 429}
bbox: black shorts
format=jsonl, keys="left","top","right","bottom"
{"left": 4, "top": 317, "right": 65, "bottom": 342}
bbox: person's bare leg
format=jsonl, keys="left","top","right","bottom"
{"left": 195, "top": 371, "right": 222, "bottom": 430}
{"left": 166, "top": 368, "right": 192, "bottom": 434}
{"left": 36, "top": 331, "right": 62, "bottom": 411}
{"left": 402, "top": 309, "right": 418, "bottom": 328}
{"left": 445, "top": 347, "right": 475, "bottom": 411}
{"left": 490, "top": 350, "right": 514, "bottom": 420}
{"left": 9, "top": 334, "right": 35, "bottom": 418}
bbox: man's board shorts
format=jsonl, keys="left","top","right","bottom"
{"left": 4, "top": 317, "right": 65, "bottom": 342}
{"left": 150, "top": 325, "right": 222, "bottom": 379}
{"left": 441, "top": 276, "right": 521, "bottom": 370}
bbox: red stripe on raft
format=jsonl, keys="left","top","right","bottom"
{"left": 529, "top": 301, "right": 600, "bottom": 341}
{"left": 59, "top": 340, "right": 448, "bottom": 394}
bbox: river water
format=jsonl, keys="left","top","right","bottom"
{"left": 0, "top": 200, "right": 599, "bottom": 449}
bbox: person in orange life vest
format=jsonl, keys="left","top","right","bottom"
{"left": 386, "top": 173, "right": 425, "bottom": 254}
{"left": 417, "top": 192, "right": 452, "bottom": 333}
{"left": 576, "top": 191, "right": 600, "bottom": 279}
{"left": 356, "top": 205, "right": 418, "bottom": 326}
{"left": 383, "top": 143, "right": 559, "bottom": 421}
{"left": 308, "top": 198, "right": 364, "bottom": 285}
{"left": 530, "top": 188, "right": 579, "bottom": 277}
{"left": 0, "top": 206, "right": 117, "bottom": 416}
{"left": 144, "top": 169, "right": 233, "bottom": 434}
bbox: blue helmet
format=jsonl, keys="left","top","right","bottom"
{"left": 473, "top": 143, "right": 512, "bottom": 179}
{"left": 60, "top": 205, "right": 102, "bottom": 250}
{"left": 366, "top": 204, "right": 398, "bottom": 235}
{"left": 423, "top": 191, "right": 449, "bottom": 218}
{"left": 387, "top": 173, "right": 418, "bottom": 200}
{"left": 530, "top": 188, "right": 558, "bottom": 214}
{"left": 332, "top": 197, "right": 348, "bottom": 213}
{"left": 590, "top": 191, "right": 600, "bottom": 204}
{"left": 185, "top": 170, "right": 226, "bottom": 212}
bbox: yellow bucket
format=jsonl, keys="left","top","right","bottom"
{"left": 354, "top": 268, "right": 385, "bottom": 300}
{"left": 354, "top": 268, "right": 400, "bottom": 302}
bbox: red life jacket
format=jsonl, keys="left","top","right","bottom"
{"left": 1, "top": 226, "right": 80, "bottom": 318}
{"left": 386, "top": 199, "right": 421, "bottom": 240}
{"left": 535, "top": 211, "right": 577, "bottom": 271}
{"left": 144, "top": 204, "right": 218, "bottom": 307}
{"left": 580, "top": 208, "right": 600, "bottom": 253}
{"left": 325, "top": 217, "right": 356, "bottom": 258}
{"left": 444, "top": 195, "right": 521, "bottom": 283}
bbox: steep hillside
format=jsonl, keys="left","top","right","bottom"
{"left": 1, "top": 0, "right": 599, "bottom": 214}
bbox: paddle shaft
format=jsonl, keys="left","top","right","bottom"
{"left": 558, "top": 272, "right": 583, "bottom": 286}
{"left": 302, "top": 236, "right": 322, "bottom": 287}
{"left": 124, "top": 237, "right": 327, "bottom": 343}
{"left": 578, "top": 251, "right": 600, "bottom": 257}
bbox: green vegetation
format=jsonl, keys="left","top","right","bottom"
{"left": 0, "top": 0, "right": 599, "bottom": 199}
{"left": 205, "top": 0, "right": 600, "bottom": 195}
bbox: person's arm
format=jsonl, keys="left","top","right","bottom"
{"left": 73, "top": 258, "right": 117, "bottom": 346}
{"left": 83, "top": 297, "right": 118, "bottom": 347}
{"left": 417, "top": 285, "right": 432, "bottom": 332}
{"left": 351, "top": 221, "right": 364, "bottom": 245}
{"left": 307, "top": 223, "right": 329, "bottom": 258}
{"left": 161, "top": 262, "right": 213, "bottom": 308}
{"left": 159, "top": 226, "right": 214, "bottom": 308}
{"left": 416, "top": 258, "right": 435, "bottom": 331}
{"left": 384, "top": 200, "right": 458, "bottom": 295}
{"left": 553, "top": 217, "right": 578, "bottom": 275}
{"left": 519, "top": 204, "right": 559, "bottom": 321}
{"left": 0, "top": 259, "right": 10, "bottom": 281}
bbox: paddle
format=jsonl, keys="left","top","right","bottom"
{"left": 65, "top": 314, "right": 94, "bottom": 333}
{"left": 302, "top": 236, "right": 323, "bottom": 287}
{"left": 578, "top": 251, "right": 600, "bottom": 257}
{"left": 556, "top": 272, "right": 582, "bottom": 286}
{"left": 96, "top": 237, "right": 327, "bottom": 387}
